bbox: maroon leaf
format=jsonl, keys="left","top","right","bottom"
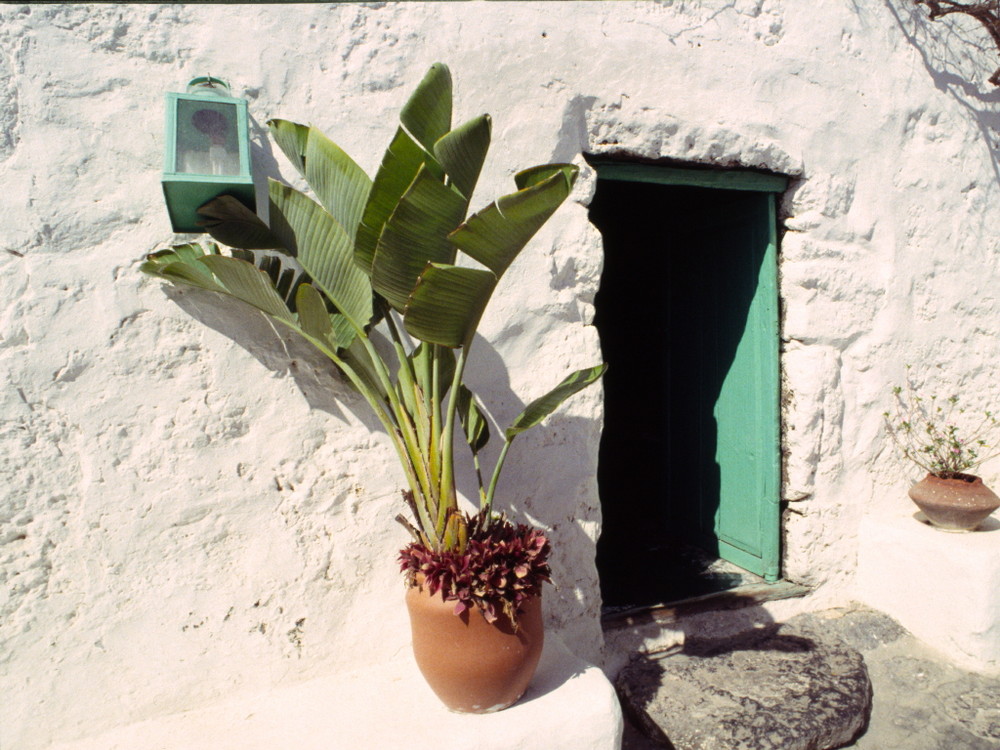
{"left": 397, "top": 512, "right": 551, "bottom": 627}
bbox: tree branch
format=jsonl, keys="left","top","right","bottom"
{"left": 914, "top": 0, "right": 1000, "bottom": 85}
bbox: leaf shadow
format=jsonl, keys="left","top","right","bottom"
{"left": 162, "top": 284, "right": 383, "bottom": 431}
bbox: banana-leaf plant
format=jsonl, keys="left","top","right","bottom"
{"left": 141, "top": 64, "right": 605, "bottom": 588}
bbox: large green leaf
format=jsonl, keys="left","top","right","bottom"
{"left": 144, "top": 243, "right": 297, "bottom": 325}
{"left": 370, "top": 165, "right": 467, "bottom": 311}
{"left": 399, "top": 63, "right": 452, "bottom": 153}
{"left": 268, "top": 118, "right": 310, "bottom": 177}
{"left": 457, "top": 384, "right": 490, "bottom": 453}
{"left": 448, "top": 164, "right": 578, "bottom": 277}
{"left": 434, "top": 114, "right": 491, "bottom": 202}
{"left": 304, "top": 127, "right": 372, "bottom": 243}
{"left": 196, "top": 196, "right": 283, "bottom": 250}
{"left": 410, "top": 342, "right": 455, "bottom": 402}
{"left": 269, "top": 119, "right": 372, "bottom": 245}
{"left": 200, "top": 255, "right": 296, "bottom": 323}
{"left": 329, "top": 314, "right": 355, "bottom": 351}
{"left": 357, "top": 65, "right": 455, "bottom": 275}
{"left": 514, "top": 163, "right": 574, "bottom": 190}
{"left": 146, "top": 245, "right": 377, "bottom": 397}
{"left": 267, "top": 180, "right": 373, "bottom": 330}
{"left": 142, "top": 243, "right": 223, "bottom": 292}
{"left": 160, "top": 240, "right": 218, "bottom": 264}
{"left": 295, "top": 281, "right": 354, "bottom": 350}
{"left": 402, "top": 264, "right": 497, "bottom": 348}
{"left": 355, "top": 127, "right": 427, "bottom": 275}
{"left": 506, "top": 364, "right": 607, "bottom": 439}
{"left": 152, "top": 259, "right": 221, "bottom": 292}
{"left": 341, "top": 334, "right": 387, "bottom": 399}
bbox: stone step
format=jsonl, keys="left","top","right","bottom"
{"left": 617, "top": 612, "right": 872, "bottom": 750}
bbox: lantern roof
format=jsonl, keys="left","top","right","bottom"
{"left": 185, "top": 76, "right": 232, "bottom": 97}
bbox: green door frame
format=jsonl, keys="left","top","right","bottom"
{"left": 591, "top": 161, "right": 785, "bottom": 582}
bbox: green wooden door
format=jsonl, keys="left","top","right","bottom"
{"left": 697, "top": 190, "right": 781, "bottom": 579}
{"left": 593, "top": 163, "right": 783, "bottom": 584}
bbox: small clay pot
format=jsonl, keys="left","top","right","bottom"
{"left": 908, "top": 473, "right": 1000, "bottom": 532}
{"left": 405, "top": 583, "right": 544, "bottom": 713}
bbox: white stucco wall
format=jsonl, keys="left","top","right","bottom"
{"left": 2, "top": 2, "right": 998, "bottom": 747}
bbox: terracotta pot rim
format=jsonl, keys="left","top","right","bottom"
{"left": 920, "top": 471, "right": 982, "bottom": 484}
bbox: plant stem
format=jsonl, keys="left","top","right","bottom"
{"left": 483, "top": 438, "right": 514, "bottom": 516}
{"left": 383, "top": 304, "right": 433, "bottom": 474}
{"left": 473, "top": 451, "right": 487, "bottom": 506}
{"left": 286, "top": 322, "right": 440, "bottom": 546}
{"left": 338, "top": 301, "right": 439, "bottom": 542}
{"left": 437, "top": 344, "right": 468, "bottom": 537}
{"left": 430, "top": 345, "right": 442, "bottom": 490}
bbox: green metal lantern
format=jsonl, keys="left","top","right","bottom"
{"left": 161, "top": 77, "right": 255, "bottom": 233}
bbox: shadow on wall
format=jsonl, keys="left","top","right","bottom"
{"left": 166, "top": 285, "right": 359, "bottom": 425}
{"left": 495, "top": 409, "right": 605, "bottom": 631}
{"left": 881, "top": 0, "right": 1000, "bottom": 183}
{"left": 551, "top": 94, "right": 599, "bottom": 164}
{"left": 248, "top": 113, "right": 282, "bottom": 223}
{"left": 161, "top": 285, "right": 530, "bottom": 447}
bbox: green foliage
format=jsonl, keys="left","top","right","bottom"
{"left": 883, "top": 366, "right": 1000, "bottom": 478}
{"left": 142, "top": 64, "right": 605, "bottom": 553}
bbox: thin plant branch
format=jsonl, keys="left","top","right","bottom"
{"left": 914, "top": 0, "right": 1000, "bottom": 85}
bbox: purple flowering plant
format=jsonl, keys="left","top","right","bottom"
{"left": 399, "top": 511, "right": 551, "bottom": 625}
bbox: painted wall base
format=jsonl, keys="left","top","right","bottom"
{"left": 46, "top": 633, "right": 623, "bottom": 750}
{"left": 857, "top": 511, "right": 1000, "bottom": 674}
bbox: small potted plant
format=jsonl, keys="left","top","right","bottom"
{"left": 141, "top": 63, "right": 605, "bottom": 712}
{"left": 884, "top": 368, "right": 1000, "bottom": 531}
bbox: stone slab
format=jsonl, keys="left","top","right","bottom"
{"left": 617, "top": 614, "right": 871, "bottom": 750}
{"left": 857, "top": 511, "right": 1000, "bottom": 674}
{"left": 47, "top": 634, "right": 622, "bottom": 750}
{"left": 810, "top": 606, "right": 1000, "bottom": 750}
{"left": 850, "top": 641, "right": 1000, "bottom": 749}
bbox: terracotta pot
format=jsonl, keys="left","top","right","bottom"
{"left": 405, "top": 583, "right": 544, "bottom": 713}
{"left": 908, "top": 473, "right": 1000, "bottom": 532}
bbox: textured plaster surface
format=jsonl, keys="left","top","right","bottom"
{"left": 1, "top": 2, "right": 998, "bottom": 747}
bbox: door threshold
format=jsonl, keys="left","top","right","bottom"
{"left": 601, "top": 580, "right": 810, "bottom": 631}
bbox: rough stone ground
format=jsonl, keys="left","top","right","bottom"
{"left": 620, "top": 606, "right": 1000, "bottom": 750}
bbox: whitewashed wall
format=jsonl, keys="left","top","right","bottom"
{"left": 2, "top": 2, "right": 998, "bottom": 747}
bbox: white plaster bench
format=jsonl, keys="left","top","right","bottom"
{"left": 857, "top": 510, "right": 1000, "bottom": 674}
{"left": 49, "top": 634, "right": 623, "bottom": 750}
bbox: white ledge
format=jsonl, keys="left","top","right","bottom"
{"left": 49, "top": 634, "right": 623, "bottom": 750}
{"left": 857, "top": 510, "right": 1000, "bottom": 674}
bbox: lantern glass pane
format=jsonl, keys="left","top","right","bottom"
{"left": 175, "top": 99, "right": 242, "bottom": 176}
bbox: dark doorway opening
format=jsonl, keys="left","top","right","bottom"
{"left": 590, "top": 165, "right": 782, "bottom": 611}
